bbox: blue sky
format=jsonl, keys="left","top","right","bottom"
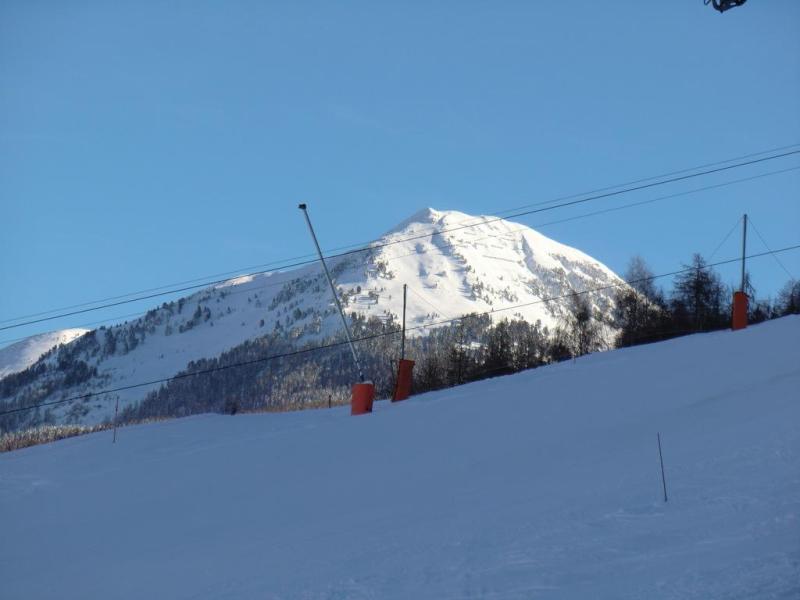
{"left": 1, "top": 1, "right": 799, "bottom": 345}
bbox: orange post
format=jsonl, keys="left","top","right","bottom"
{"left": 732, "top": 291, "right": 748, "bottom": 331}
{"left": 351, "top": 382, "right": 375, "bottom": 415}
{"left": 392, "top": 359, "right": 415, "bottom": 402}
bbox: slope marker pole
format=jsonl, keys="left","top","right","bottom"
{"left": 657, "top": 432, "right": 668, "bottom": 503}
{"left": 112, "top": 397, "right": 120, "bottom": 444}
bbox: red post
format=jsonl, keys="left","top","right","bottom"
{"left": 392, "top": 359, "right": 415, "bottom": 402}
{"left": 351, "top": 383, "right": 375, "bottom": 415}
{"left": 732, "top": 291, "right": 748, "bottom": 331}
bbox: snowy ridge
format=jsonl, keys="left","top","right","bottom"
{"left": 2, "top": 317, "right": 798, "bottom": 599}
{"left": 1, "top": 208, "right": 627, "bottom": 426}
{"left": 0, "top": 328, "right": 88, "bottom": 380}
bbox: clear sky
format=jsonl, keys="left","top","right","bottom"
{"left": 1, "top": 1, "right": 799, "bottom": 347}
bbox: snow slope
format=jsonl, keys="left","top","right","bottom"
{"left": 2, "top": 208, "right": 627, "bottom": 427}
{"left": 1, "top": 317, "right": 798, "bottom": 599}
{"left": 0, "top": 328, "right": 88, "bottom": 380}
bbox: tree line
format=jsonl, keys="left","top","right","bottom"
{"left": 3, "top": 252, "right": 798, "bottom": 436}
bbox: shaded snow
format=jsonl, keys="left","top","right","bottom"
{"left": 1, "top": 317, "right": 798, "bottom": 599}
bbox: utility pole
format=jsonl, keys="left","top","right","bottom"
{"left": 740, "top": 213, "right": 748, "bottom": 293}
{"left": 401, "top": 284, "right": 407, "bottom": 360}
{"left": 458, "top": 318, "right": 465, "bottom": 385}
{"left": 298, "top": 204, "right": 365, "bottom": 382}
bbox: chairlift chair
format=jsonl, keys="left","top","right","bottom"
{"left": 705, "top": 0, "right": 747, "bottom": 13}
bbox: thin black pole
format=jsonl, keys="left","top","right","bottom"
{"left": 657, "top": 432, "right": 668, "bottom": 503}
{"left": 112, "top": 397, "right": 119, "bottom": 444}
{"left": 458, "top": 317, "right": 465, "bottom": 384}
{"left": 401, "top": 284, "right": 407, "bottom": 360}
{"left": 740, "top": 213, "right": 748, "bottom": 293}
{"left": 298, "top": 203, "right": 365, "bottom": 382}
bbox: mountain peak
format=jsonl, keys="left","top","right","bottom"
{"left": 2, "top": 205, "right": 627, "bottom": 429}
{"left": 385, "top": 207, "right": 448, "bottom": 235}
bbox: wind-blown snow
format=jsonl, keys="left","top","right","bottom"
{"left": 0, "top": 328, "right": 88, "bottom": 380}
{"left": 1, "top": 317, "right": 798, "bottom": 599}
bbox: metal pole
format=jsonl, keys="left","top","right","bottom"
{"left": 740, "top": 213, "right": 748, "bottom": 293}
{"left": 657, "top": 432, "right": 668, "bottom": 503}
{"left": 401, "top": 284, "right": 407, "bottom": 360}
{"left": 458, "top": 318, "right": 465, "bottom": 384}
{"left": 298, "top": 204, "right": 365, "bottom": 382}
{"left": 112, "top": 396, "right": 119, "bottom": 444}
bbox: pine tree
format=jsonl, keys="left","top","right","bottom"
{"left": 671, "top": 254, "right": 727, "bottom": 332}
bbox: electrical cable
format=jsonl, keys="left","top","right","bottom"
{"left": 747, "top": 217, "right": 797, "bottom": 281}
{"left": 708, "top": 216, "right": 743, "bottom": 262}
{"left": 406, "top": 285, "right": 451, "bottom": 319}
{"left": 3, "top": 243, "right": 798, "bottom": 419}
{"left": 2, "top": 147, "right": 798, "bottom": 332}
{"left": 3, "top": 163, "right": 798, "bottom": 347}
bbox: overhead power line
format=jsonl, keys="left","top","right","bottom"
{"left": 1, "top": 162, "right": 797, "bottom": 347}
{"left": 379, "top": 166, "right": 800, "bottom": 266}
{"left": 2, "top": 149, "right": 798, "bottom": 334}
{"left": 2, "top": 243, "right": 798, "bottom": 419}
{"left": 483, "top": 142, "right": 800, "bottom": 218}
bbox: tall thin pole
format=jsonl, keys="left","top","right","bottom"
{"left": 112, "top": 396, "right": 119, "bottom": 444}
{"left": 458, "top": 317, "right": 465, "bottom": 384}
{"left": 298, "top": 204, "right": 365, "bottom": 382}
{"left": 657, "top": 432, "right": 668, "bottom": 503}
{"left": 740, "top": 213, "right": 748, "bottom": 293}
{"left": 401, "top": 284, "right": 407, "bottom": 360}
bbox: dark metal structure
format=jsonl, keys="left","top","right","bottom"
{"left": 705, "top": 0, "right": 747, "bottom": 13}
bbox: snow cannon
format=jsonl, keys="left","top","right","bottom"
{"left": 732, "top": 291, "right": 748, "bottom": 331}
{"left": 352, "top": 382, "right": 375, "bottom": 415}
{"left": 299, "top": 203, "right": 374, "bottom": 416}
{"left": 392, "top": 359, "right": 415, "bottom": 402}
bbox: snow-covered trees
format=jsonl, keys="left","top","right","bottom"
{"left": 776, "top": 279, "right": 800, "bottom": 316}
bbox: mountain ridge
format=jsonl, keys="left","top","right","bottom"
{"left": 0, "top": 208, "right": 628, "bottom": 429}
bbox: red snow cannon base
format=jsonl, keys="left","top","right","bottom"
{"left": 393, "top": 359, "right": 415, "bottom": 402}
{"left": 732, "top": 291, "right": 748, "bottom": 331}
{"left": 351, "top": 382, "right": 375, "bottom": 416}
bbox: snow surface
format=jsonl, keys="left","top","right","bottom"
{"left": 2, "top": 317, "right": 798, "bottom": 599}
{"left": 0, "top": 328, "right": 88, "bottom": 380}
{"left": 4, "top": 208, "right": 628, "bottom": 426}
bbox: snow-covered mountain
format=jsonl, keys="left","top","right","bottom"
{"left": 0, "top": 208, "right": 627, "bottom": 428}
{"left": 3, "top": 317, "right": 798, "bottom": 599}
{"left": 0, "top": 328, "right": 88, "bottom": 380}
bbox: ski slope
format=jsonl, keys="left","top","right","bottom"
{"left": 1, "top": 317, "right": 798, "bottom": 599}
